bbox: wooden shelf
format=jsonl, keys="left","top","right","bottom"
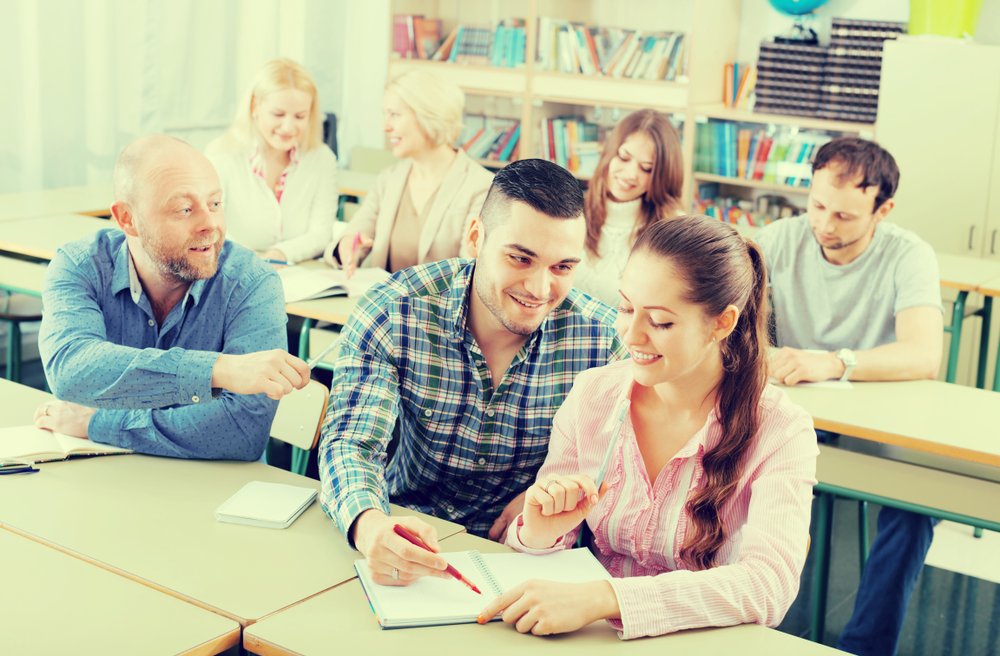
{"left": 532, "top": 72, "right": 687, "bottom": 110}
{"left": 693, "top": 173, "right": 811, "bottom": 195}
{"left": 692, "top": 103, "right": 876, "bottom": 135}
{"left": 388, "top": 59, "right": 527, "bottom": 97}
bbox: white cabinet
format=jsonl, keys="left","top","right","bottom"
{"left": 877, "top": 36, "right": 1000, "bottom": 258}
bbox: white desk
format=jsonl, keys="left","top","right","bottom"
{"left": 0, "top": 455, "right": 464, "bottom": 626}
{"left": 0, "top": 184, "right": 112, "bottom": 221}
{"left": 0, "top": 214, "right": 110, "bottom": 260}
{"left": 0, "top": 530, "right": 240, "bottom": 655}
{"left": 244, "top": 532, "right": 846, "bottom": 656}
{"left": 0, "top": 378, "right": 52, "bottom": 426}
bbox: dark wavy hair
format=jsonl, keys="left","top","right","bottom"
{"left": 631, "top": 215, "right": 768, "bottom": 569}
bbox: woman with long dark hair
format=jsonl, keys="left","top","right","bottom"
{"left": 480, "top": 215, "right": 818, "bottom": 639}
{"left": 573, "top": 109, "right": 683, "bottom": 304}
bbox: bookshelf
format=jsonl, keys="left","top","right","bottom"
{"left": 387, "top": 0, "right": 874, "bottom": 210}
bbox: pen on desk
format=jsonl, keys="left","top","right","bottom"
{"left": 306, "top": 336, "right": 343, "bottom": 369}
{"left": 393, "top": 524, "right": 482, "bottom": 594}
{"left": 263, "top": 258, "right": 289, "bottom": 266}
{"left": 0, "top": 463, "right": 39, "bottom": 475}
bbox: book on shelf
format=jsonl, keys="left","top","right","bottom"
{"left": 694, "top": 183, "right": 800, "bottom": 228}
{"left": 540, "top": 117, "right": 602, "bottom": 178}
{"left": 278, "top": 266, "right": 390, "bottom": 303}
{"left": 392, "top": 15, "right": 525, "bottom": 67}
{"left": 724, "top": 62, "right": 756, "bottom": 110}
{"left": 696, "top": 121, "right": 831, "bottom": 187}
{"left": 457, "top": 116, "right": 521, "bottom": 163}
{"left": 413, "top": 17, "right": 443, "bottom": 60}
{"left": 356, "top": 548, "right": 611, "bottom": 629}
{"left": 0, "top": 426, "right": 131, "bottom": 465}
{"left": 536, "top": 17, "right": 686, "bottom": 82}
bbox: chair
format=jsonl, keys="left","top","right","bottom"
{"left": 269, "top": 379, "right": 330, "bottom": 476}
{"left": 322, "top": 113, "right": 338, "bottom": 157}
{"left": 1, "top": 293, "right": 43, "bottom": 383}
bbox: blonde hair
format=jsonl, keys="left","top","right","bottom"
{"left": 231, "top": 58, "right": 323, "bottom": 151}
{"left": 386, "top": 69, "right": 465, "bottom": 147}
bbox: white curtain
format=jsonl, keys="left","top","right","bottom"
{"left": 0, "top": 0, "right": 391, "bottom": 194}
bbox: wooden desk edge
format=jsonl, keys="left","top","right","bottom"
{"left": 814, "top": 418, "right": 1000, "bottom": 468}
{"left": 243, "top": 633, "right": 296, "bottom": 656}
{"left": 284, "top": 302, "right": 353, "bottom": 324}
{"left": 182, "top": 626, "right": 242, "bottom": 656}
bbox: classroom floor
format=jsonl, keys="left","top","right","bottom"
{"left": 16, "top": 360, "right": 999, "bottom": 654}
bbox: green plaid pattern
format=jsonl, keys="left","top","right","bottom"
{"left": 319, "top": 258, "right": 626, "bottom": 539}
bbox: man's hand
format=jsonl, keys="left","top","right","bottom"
{"left": 488, "top": 491, "right": 526, "bottom": 542}
{"left": 211, "top": 350, "right": 311, "bottom": 400}
{"left": 352, "top": 509, "right": 449, "bottom": 586}
{"left": 33, "top": 400, "right": 96, "bottom": 438}
{"left": 768, "top": 347, "right": 844, "bottom": 385}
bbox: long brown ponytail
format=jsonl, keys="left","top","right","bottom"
{"left": 631, "top": 215, "right": 769, "bottom": 569}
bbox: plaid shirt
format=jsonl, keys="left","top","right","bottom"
{"left": 319, "top": 258, "right": 626, "bottom": 540}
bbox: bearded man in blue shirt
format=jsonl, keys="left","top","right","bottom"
{"left": 35, "top": 135, "right": 310, "bottom": 460}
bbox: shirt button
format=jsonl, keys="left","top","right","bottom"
{"left": 446, "top": 505, "right": 454, "bottom": 514}
{"left": 467, "top": 479, "right": 476, "bottom": 486}
{"left": 191, "top": 395, "right": 200, "bottom": 403}
{"left": 423, "top": 409, "right": 432, "bottom": 418}
{"left": 147, "top": 319, "right": 155, "bottom": 327}
{"left": 477, "top": 457, "right": 486, "bottom": 466}
{"left": 485, "top": 409, "right": 495, "bottom": 417}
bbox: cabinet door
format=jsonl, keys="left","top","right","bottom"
{"left": 877, "top": 38, "right": 1000, "bottom": 256}
{"left": 986, "top": 87, "right": 1000, "bottom": 262}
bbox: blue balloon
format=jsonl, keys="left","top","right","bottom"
{"left": 768, "top": 0, "right": 829, "bottom": 16}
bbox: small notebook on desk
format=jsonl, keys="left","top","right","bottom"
{"left": 215, "top": 481, "right": 317, "bottom": 529}
{"left": 355, "top": 548, "right": 612, "bottom": 629}
{"left": 0, "top": 426, "right": 132, "bottom": 464}
{"left": 278, "top": 265, "right": 390, "bottom": 302}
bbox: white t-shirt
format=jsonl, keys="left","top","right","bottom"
{"left": 205, "top": 136, "right": 339, "bottom": 264}
{"left": 573, "top": 198, "right": 641, "bottom": 306}
{"left": 754, "top": 214, "right": 942, "bottom": 351}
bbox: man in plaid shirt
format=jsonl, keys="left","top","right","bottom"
{"left": 319, "top": 159, "right": 626, "bottom": 586}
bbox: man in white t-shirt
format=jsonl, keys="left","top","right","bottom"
{"left": 755, "top": 137, "right": 943, "bottom": 656}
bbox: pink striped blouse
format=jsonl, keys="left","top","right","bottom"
{"left": 507, "top": 359, "right": 818, "bottom": 639}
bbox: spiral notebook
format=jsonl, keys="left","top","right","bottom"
{"left": 355, "top": 548, "right": 612, "bottom": 629}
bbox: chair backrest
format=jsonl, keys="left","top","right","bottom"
{"left": 270, "top": 379, "right": 330, "bottom": 451}
{"left": 348, "top": 146, "right": 397, "bottom": 174}
{"left": 323, "top": 113, "right": 338, "bottom": 157}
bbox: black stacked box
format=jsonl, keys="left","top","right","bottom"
{"left": 818, "top": 18, "right": 906, "bottom": 123}
{"left": 754, "top": 41, "right": 827, "bottom": 118}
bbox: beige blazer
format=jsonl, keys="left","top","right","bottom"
{"left": 344, "top": 149, "right": 494, "bottom": 270}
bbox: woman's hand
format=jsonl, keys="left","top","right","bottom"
{"left": 335, "top": 232, "right": 374, "bottom": 278}
{"left": 478, "top": 580, "right": 620, "bottom": 635}
{"left": 519, "top": 474, "right": 604, "bottom": 549}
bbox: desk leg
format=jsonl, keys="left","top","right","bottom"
{"left": 946, "top": 292, "right": 967, "bottom": 384}
{"left": 978, "top": 296, "right": 997, "bottom": 391}
{"left": 810, "top": 492, "right": 834, "bottom": 643}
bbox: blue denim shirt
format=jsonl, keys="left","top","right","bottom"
{"left": 39, "top": 228, "right": 287, "bottom": 460}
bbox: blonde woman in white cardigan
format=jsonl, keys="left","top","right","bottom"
{"left": 324, "top": 70, "right": 493, "bottom": 276}
{"left": 206, "top": 58, "right": 338, "bottom": 264}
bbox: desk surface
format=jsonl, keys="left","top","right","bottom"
{"left": 286, "top": 295, "right": 358, "bottom": 324}
{"left": 0, "top": 379, "right": 52, "bottom": 426}
{"left": 338, "top": 169, "right": 376, "bottom": 198}
{"left": 937, "top": 253, "right": 1000, "bottom": 292}
{"left": 980, "top": 274, "right": 1000, "bottom": 297}
{"left": 0, "top": 455, "right": 464, "bottom": 626}
{"left": 0, "top": 214, "right": 110, "bottom": 260}
{"left": 244, "top": 532, "right": 844, "bottom": 656}
{"left": 1, "top": 530, "right": 240, "bottom": 656}
{"left": 0, "top": 255, "right": 48, "bottom": 295}
{"left": 0, "top": 184, "right": 112, "bottom": 222}
{"left": 784, "top": 381, "right": 1000, "bottom": 467}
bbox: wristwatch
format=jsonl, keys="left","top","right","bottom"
{"left": 835, "top": 348, "right": 857, "bottom": 382}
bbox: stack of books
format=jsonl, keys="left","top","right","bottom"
{"left": 724, "top": 62, "right": 756, "bottom": 109}
{"left": 753, "top": 41, "right": 826, "bottom": 118}
{"left": 819, "top": 18, "right": 905, "bottom": 123}
{"left": 392, "top": 15, "right": 526, "bottom": 67}
{"left": 694, "top": 184, "right": 800, "bottom": 227}
{"left": 540, "top": 117, "right": 604, "bottom": 178}
{"left": 457, "top": 117, "right": 521, "bottom": 163}
{"left": 536, "top": 18, "right": 686, "bottom": 81}
{"left": 695, "top": 121, "right": 832, "bottom": 187}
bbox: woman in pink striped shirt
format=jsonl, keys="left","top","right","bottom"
{"left": 479, "top": 215, "right": 818, "bottom": 639}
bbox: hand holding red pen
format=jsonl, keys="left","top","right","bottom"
{"left": 352, "top": 509, "right": 450, "bottom": 586}
{"left": 394, "top": 524, "right": 482, "bottom": 594}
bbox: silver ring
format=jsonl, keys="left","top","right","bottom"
{"left": 391, "top": 567, "right": 399, "bottom": 581}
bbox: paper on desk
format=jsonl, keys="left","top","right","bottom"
{"left": 770, "top": 378, "right": 853, "bottom": 389}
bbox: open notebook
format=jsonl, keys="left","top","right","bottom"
{"left": 355, "top": 548, "right": 612, "bottom": 629}
{"left": 278, "top": 265, "right": 390, "bottom": 302}
{"left": 0, "top": 426, "right": 131, "bottom": 464}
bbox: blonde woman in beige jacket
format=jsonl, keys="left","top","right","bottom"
{"left": 324, "top": 70, "right": 494, "bottom": 275}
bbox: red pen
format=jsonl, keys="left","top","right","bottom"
{"left": 393, "top": 524, "right": 481, "bottom": 595}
